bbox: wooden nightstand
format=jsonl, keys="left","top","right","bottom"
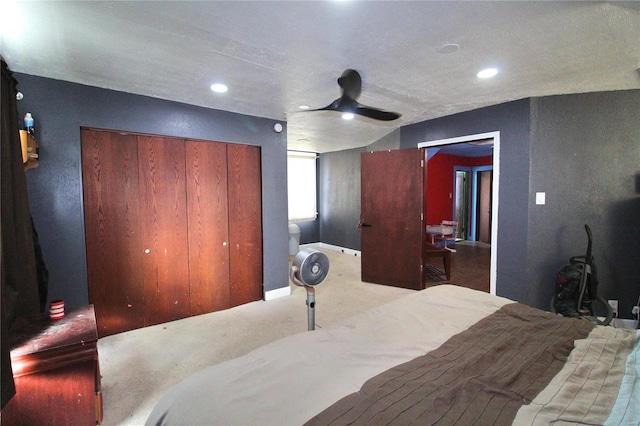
{"left": 2, "top": 305, "right": 102, "bottom": 425}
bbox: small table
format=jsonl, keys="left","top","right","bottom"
{"left": 424, "top": 242, "right": 451, "bottom": 283}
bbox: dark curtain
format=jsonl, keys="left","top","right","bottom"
{"left": 1, "top": 58, "right": 40, "bottom": 409}
{"left": 32, "top": 216, "right": 49, "bottom": 312}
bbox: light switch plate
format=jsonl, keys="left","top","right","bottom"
{"left": 535, "top": 192, "right": 546, "bottom": 205}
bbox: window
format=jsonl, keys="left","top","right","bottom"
{"left": 287, "top": 151, "right": 317, "bottom": 222}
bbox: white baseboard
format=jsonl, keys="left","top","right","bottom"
{"left": 302, "top": 242, "right": 361, "bottom": 257}
{"left": 264, "top": 285, "right": 291, "bottom": 301}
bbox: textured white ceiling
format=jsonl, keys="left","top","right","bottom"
{"left": 1, "top": 1, "right": 639, "bottom": 152}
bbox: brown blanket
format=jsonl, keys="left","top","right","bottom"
{"left": 305, "top": 303, "right": 594, "bottom": 426}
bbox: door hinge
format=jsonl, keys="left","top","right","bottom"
{"left": 421, "top": 159, "right": 424, "bottom": 168}
{"left": 421, "top": 212, "right": 423, "bottom": 221}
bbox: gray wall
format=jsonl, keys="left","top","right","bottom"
{"left": 296, "top": 221, "right": 320, "bottom": 245}
{"left": 318, "top": 129, "right": 400, "bottom": 249}
{"left": 527, "top": 90, "right": 640, "bottom": 317}
{"left": 18, "top": 71, "right": 639, "bottom": 319}
{"left": 319, "top": 147, "right": 364, "bottom": 249}
{"left": 320, "top": 91, "right": 640, "bottom": 318}
{"left": 16, "top": 73, "right": 289, "bottom": 310}
{"left": 401, "top": 99, "right": 532, "bottom": 305}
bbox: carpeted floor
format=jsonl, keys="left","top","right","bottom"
{"left": 97, "top": 242, "right": 490, "bottom": 425}
{"left": 97, "top": 245, "right": 414, "bottom": 425}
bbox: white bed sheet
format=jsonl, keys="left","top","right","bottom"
{"left": 146, "top": 285, "right": 511, "bottom": 426}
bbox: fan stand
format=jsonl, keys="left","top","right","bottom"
{"left": 290, "top": 266, "right": 317, "bottom": 331}
{"left": 304, "top": 286, "right": 316, "bottom": 331}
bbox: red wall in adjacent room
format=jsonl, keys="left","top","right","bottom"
{"left": 425, "top": 153, "right": 493, "bottom": 225}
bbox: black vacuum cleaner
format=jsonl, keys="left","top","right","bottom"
{"left": 551, "top": 224, "right": 613, "bottom": 326}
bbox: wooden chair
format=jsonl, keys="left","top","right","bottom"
{"left": 424, "top": 242, "right": 451, "bottom": 284}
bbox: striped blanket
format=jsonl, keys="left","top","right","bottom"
{"left": 146, "top": 285, "right": 639, "bottom": 426}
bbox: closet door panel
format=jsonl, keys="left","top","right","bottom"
{"left": 185, "top": 140, "right": 231, "bottom": 315}
{"left": 138, "top": 136, "right": 190, "bottom": 325}
{"left": 227, "top": 144, "right": 263, "bottom": 307}
{"left": 81, "top": 129, "right": 145, "bottom": 337}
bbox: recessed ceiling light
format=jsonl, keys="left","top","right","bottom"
{"left": 210, "top": 83, "right": 228, "bottom": 93}
{"left": 342, "top": 112, "right": 355, "bottom": 120}
{"left": 437, "top": 43, "right": 459, "bottom": 54}
{"left": 477, "top": 68, "right": 498, "bottom": 79}
{"left": 298, "top": 104, "right": 310, "bottom": 110}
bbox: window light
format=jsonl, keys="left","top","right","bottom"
{"left": 287, "top": 151, "right": 317, "bottom": 222}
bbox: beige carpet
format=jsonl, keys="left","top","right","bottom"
{"left": 97, "top": 245, "right": 414, "bottom": 425}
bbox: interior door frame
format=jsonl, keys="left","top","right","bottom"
{"left": 418, "top": 131, "right": 500, "bottom": 295}
{"left": 470, "top": 165, "right": 494, "bottom": 241}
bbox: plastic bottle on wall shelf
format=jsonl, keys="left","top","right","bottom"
{"left": 24, "top": 112, "right": 34, "bottom": 135}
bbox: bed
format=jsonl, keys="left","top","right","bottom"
{"left": 146, "top": 285, "right": 639, "bottom": 425}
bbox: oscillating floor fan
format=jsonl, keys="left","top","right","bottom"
{"left": 290, "top": 248, "right": 330, "bottom": 330}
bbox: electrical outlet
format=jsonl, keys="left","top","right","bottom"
{"left": 608, "top": 300, "right": 618, "bottom": 315}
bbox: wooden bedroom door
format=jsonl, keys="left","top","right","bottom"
{"left": 360, "top": 149, "right": 425, "bottom": 290}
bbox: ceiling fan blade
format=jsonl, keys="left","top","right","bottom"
{"left": 309, "top": 97, "right": 344, "bottom": 112}
{"left": 309, "top": 97, "right": 401, "bottom": 121}
{"left": 306, "top": 69, "right": 401, "bottom": 121}
{"left": 354, "top": 103, "right": 402, "bottom": 121}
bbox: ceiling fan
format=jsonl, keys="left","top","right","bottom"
{"left": 309, "top": 69, "right": 402, "bottom": 121}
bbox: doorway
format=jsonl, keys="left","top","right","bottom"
{"left": 453, "top": 165, "right": 494, "bottom": 242}
{"left": 453, "top": 168, "right": 470, "bottom": 240}
{"left": 418, "top": 132, "right": 499, "bottom": 295}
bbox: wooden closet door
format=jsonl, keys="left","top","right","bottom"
{"left": 137, "top": 136, "right": 190, "bottom": 325}
{"left": 81, "top": 129, "right": 145, "bottom": 337}
{"left": 185, "top": 140, "right": 231, "bottom": 315}
{"left": 227, "top": 144, "right": 263, "bottom": 306}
